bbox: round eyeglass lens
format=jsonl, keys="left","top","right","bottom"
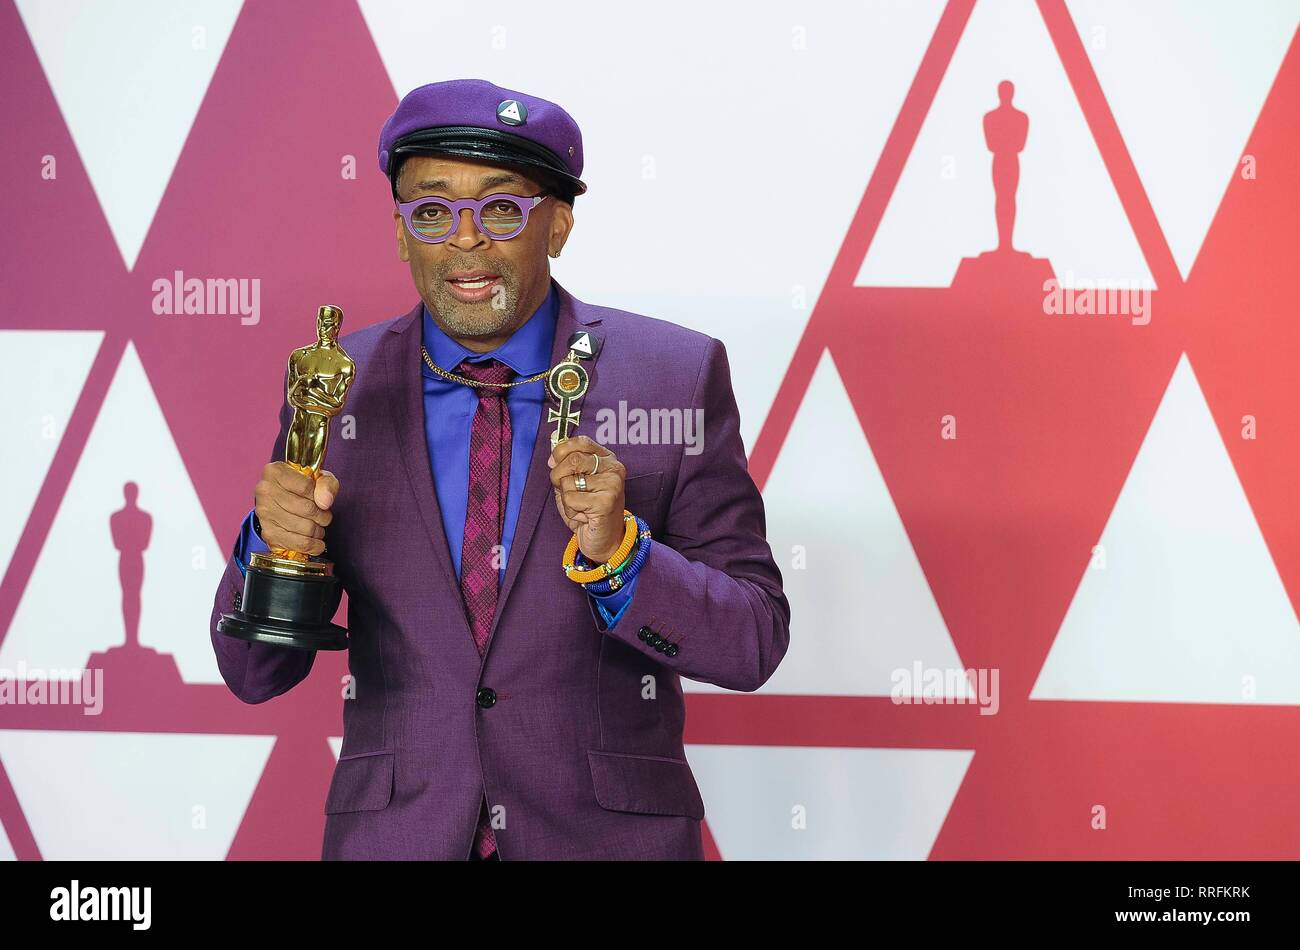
{"left": 410, "top": 200, "right": 454, "bottom": 240}
{"left": 480, "top": 197, "right": 526, "bottom": 236}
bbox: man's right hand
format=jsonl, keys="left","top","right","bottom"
{"left": 253, "top": 462, "right": 339, "bottom": 556}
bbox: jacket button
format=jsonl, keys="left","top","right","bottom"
{"left": 476, "top": 687, "right": 497, "bottom": 709}
{"left": 664, "top": 643, "right": 679, "bottom": 657}
{"left": 638, "top": 626, "right": 652, "bottom": 641}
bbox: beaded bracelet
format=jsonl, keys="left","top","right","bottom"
{"left": 579, "top": 516, "right": 652, "bottom": 595}
{"left": 575, "top": 515, "right": 648, "bottom": 576}
{"left": 561, "top": 510, "right": 638, "bottom": 584}
{"left": 580, "top": 537, "right": 637, "bottom": 578}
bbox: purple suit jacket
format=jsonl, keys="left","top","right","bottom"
{"left": 208, "top": 279, "right": 790, "bottom": 860}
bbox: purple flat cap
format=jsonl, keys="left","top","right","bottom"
{"left": 378, "top": 78, "right": 587, "bottom": 200}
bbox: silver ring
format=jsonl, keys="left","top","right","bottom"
{"left": 575, "top": 474, "right": 588, "bottom": 491}
{"left": 590, "top": 454, "right": 601, "bottom": 476}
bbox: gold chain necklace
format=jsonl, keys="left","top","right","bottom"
{"left": 421, "top": 346, "right": 547, "bottom": 389}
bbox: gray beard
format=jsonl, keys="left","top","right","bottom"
{"left": 430, "top": 281, "right": 519, "bottom": 339}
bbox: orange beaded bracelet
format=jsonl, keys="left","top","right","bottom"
{"left": 562, "top": 510, "right": 638, "bottom": 584}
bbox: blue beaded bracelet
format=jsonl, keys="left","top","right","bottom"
{"left": 579, "top": 516, "right": 652, "bottom": 595}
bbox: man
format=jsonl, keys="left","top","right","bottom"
{"left": 208, "top": 79, "right": 790, "bottom": 860}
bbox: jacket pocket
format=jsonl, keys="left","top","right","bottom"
{"left": 623, "top": 471, "right": 663, "bottom": 506}
{"left": 588, "top": 749, "right": 705, "bottom": 819}
{"left": 324, "top": 750, "right": 394, "bottom": 814}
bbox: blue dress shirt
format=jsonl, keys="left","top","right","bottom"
{"left": 231, "top": 285, "right": 637, "bottom": 628}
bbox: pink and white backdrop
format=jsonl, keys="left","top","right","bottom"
{"left": 1, "top": 0, "right": 1298, "bottom": 860}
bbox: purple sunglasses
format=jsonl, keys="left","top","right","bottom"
{"left": 396, "top": 192, "right": 548, "bottom": 244}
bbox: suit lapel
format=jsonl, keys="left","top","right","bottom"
{"left": 486, "top": 280, "right": 601, "bottom": 649}
{"left": 383, "top": 302, "right": 475, "bottom": 646}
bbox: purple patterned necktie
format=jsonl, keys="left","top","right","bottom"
{"left": 457, "top": 357, "right": 514, "bottom": 859}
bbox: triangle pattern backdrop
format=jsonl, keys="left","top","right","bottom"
{"left": 1032, "top": 353, "right": 1300, "bottom": 705}
{"left": 0, "top": 730, "right": 275, "bottom": 859}
{"left": 687, "top": 350, "right": 971, "bottom": 698}
{"left": 855, "top": 0, "right": 1153, "bottom": 288}
{"left": 0, "top": 0, "right": 1297, "bottom": 860}
{"left": 0, "top": 331, "right": 103, "bottom": 581}
{"left": 2, "top": 343, "right": 225, "bottom": 684}
{"left": 686, "top": 744, "right": 974, "bottom": 860}
{"left": 15, "top": 0, "right": 245, "bottom": 270}
{"left": 1064, "top": 0, "right": 1300, "bottom": 279}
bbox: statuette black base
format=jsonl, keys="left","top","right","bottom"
{"left": 218, "top": 561, "right": 346, "bottom": 651}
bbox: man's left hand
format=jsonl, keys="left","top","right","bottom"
{"left": 548, "top": 435, "right": 626, "bottom": 564}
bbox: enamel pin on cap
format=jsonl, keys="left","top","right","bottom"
{"left": 496, "top": 99, "right": 527, "bottom": 126}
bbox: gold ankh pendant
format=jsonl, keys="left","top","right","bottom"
{"left": 547, "top": 350, "right": 590, "bottom": 445}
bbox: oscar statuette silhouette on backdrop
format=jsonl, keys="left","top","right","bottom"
{"left": 113, "top": 481, "right": 150, "bottom": 651}
{"left": 953, "top": 80, "right": 1054, "bottom": 291}
{"left": 218, "top": 305, "right": 356, "bottom": 650}
{"left": 87, "top": 481, "right": 185, "bottom": 683}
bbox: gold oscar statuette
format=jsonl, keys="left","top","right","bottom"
{"left": 218, "top": 305, "right": 356, "bottom": 651}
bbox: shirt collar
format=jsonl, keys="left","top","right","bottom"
{"left": 422, "top": 283, "right": 557, "bottom": 379}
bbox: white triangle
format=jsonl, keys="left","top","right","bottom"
{"left": 1065, "top": 0, "right": 1299, "bottom": 279}
{"left": 686, "top": 744, "right": 973, "bottom": 859}
{"left": 1, "top": 343, "right": 226, "bottom": 683}
{"left": 328, "top": 736, "right": 343, "bottom": 761}
{"left": 688, "top": 350, "right": 971, "bottom": 697}
{"left": 0, "top": 331, "right": 103, "bottom": 582}
{"left": 0, "top": 730, "right": 274, "bottom": 858}
{"left": 15, "top": 0, "right": 244, "bottom": 270}
{"left": 0, "top": 816, "right": 14, "bottom": 860}
{"left": 499, "top": 101, "right": 522, "bottom": 122}
{"left": 856, "top": 0, "right": 1153, "bottom": 288}
{"left": 1032, "top": 353, "right": 1300, "bottom": 704}
{"left": 570, "top": 333, "right": 593, "bottom": 356}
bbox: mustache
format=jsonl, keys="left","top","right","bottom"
{"left": 435, "top": 263, "right": 512, "bottom": 280}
